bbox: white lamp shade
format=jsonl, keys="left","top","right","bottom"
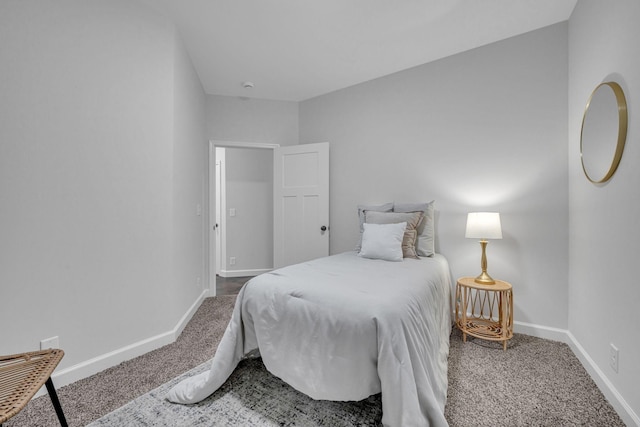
{"left": 465, "top": 212, "right": 502, "bottom": 239}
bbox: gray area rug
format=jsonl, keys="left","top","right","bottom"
{"left": 6, "top": 295, "right": 625, "bottom": 426}
{"left": 87, "top": 357, "right": 382, "bottom": 427}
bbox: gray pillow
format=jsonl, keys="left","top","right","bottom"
{"left": 355, "top": 202, "right": 394, "bottom": 251}
{"left": 394, "top": 201, "right": 435, "bottom": 257}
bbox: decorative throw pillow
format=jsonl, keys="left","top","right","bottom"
{"left": 364, "top": 210, "right": 424, "bottom": 259}
{"left": 358, "top": 222, "right": 406, "bottom": 262}
{"left": 355, "top": 202, "right": 394, "bottom": 251}
{"left": 394, "top": 201, "right": 435, "bottom": 257}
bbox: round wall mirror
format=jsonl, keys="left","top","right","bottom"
{"left": 580, "top": 81, "right": 628, "bottom": 184}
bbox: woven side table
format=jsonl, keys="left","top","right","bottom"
{"left": 455, "top": 276, "right": 513, "bottom": 351}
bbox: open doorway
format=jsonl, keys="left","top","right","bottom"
{"left": 209, "top": 141, "right": 278, "bottom": 295}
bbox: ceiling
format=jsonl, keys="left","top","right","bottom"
{"left": 140, "top": 0, "right": 577, "bottom": 101}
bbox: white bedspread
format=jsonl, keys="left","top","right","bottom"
{"left": 167, "top": 252, "right": 452, "bottom": 427}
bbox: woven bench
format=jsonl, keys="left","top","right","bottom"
{"left": 0, "top": 349, "right": 68, "bottom": 426}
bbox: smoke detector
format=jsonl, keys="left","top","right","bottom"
{"left": 242, "top": 81, "right": 254, "bottom": 89}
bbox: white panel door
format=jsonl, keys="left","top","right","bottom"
{"left": 274, "top": 142, "right": 329, "bottom": 268}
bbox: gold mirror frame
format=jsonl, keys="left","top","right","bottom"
{"left": 580, "top": 81, "right": 628, "bottom": 184}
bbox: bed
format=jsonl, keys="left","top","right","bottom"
{"left": 166, "top": 251, "right": 452, "bottom": 427}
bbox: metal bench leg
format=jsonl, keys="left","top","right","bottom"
{"left": 45, "top": 378, "right": 68, "bottom": 427}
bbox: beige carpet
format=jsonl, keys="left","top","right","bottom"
{"left": 445, "top": 329, "right": 624, "bottom": 426}
{"left": 6, "top": 295, "right": 625, "bottom": 426}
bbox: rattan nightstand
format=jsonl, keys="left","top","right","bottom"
{"left": 455, "top": 276, "right": 513, "bottom": 351}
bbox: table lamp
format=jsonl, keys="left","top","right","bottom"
{"left": 465, "top": 212, "right": 502, "bottom": 284}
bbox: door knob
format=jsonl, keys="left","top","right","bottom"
{"left": 320, "top": 226, "right": 327, "bottom": 232}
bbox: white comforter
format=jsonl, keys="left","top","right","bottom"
{"left": 167, "top": 252, "right": 452, "bottom": 427}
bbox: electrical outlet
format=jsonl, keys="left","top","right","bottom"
{"left": 229, "top": 257, "right": 236, "bottom": 266}
{"left": 196, "top": 277, "right": 201, "bottom": 288}
{"left": 609, "top": 343, "right": 619, "bottom": 373}
{"left": 40, "top": 336, "right": 59, "bottom": 350}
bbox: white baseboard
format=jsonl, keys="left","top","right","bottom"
{"left": 39, "top": 289, "right": 209, "bottom": 397}
{"left": 514, "top": 320, "right": 639, "bottom": 426}
{"left": 219, "top": 268, "right": 271, "bottom": 278}
{"left": 513, "top": 320, "right": 568, "bottom": 342}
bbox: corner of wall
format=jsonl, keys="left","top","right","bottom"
{"left": 565, "top": 332, "right": 640, "bottom": 426}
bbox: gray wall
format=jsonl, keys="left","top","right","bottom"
{"left": 172, "top": 33, "right": 208, "bottom": 318}
{"left": 206, "top": 95, "right": 299, "bottom": 145}
{"left": 225, "top": 148, "right": 273, "bottom": 273}
{"left": 300, "top": 23, "right": 569, "bottom": 329}
{"left": 0, "top": 0, "right": 206, "bottom": 372}
{"left": 569, "top": 1, "right": 640, "bottom": 421}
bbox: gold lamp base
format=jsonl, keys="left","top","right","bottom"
{"left": 474, "top": 240, "right": 496, "bottom": 285}
{"left": 474, "top": 271, "right": 496, "bottom": 285}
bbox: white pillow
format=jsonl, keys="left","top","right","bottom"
{"left": 358, "top": 222, "right": 406, "bottom": 262}
{"left": 364, "top": 210, "right": 424, "bottom": 259}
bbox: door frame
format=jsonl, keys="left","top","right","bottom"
{"left": 214, "top": 147, "right": 224, "bottom": 277}
{"left": 208, "top": 140, "right": 279, "bottom": 296}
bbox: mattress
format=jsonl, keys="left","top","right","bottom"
{"left": 167, "top": 251, "right": 452, "bottom": 427}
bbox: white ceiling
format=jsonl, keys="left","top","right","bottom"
{"left": 140, "top": 0, "right": 577, "bottom": 101}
